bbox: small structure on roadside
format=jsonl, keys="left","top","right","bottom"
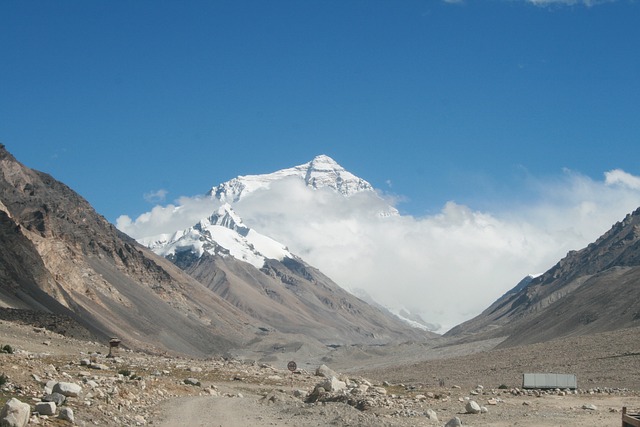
{"left": 522, "top": 373, "right": 577, "bottom": 390}
{"left": 107, "top": 337, "right": 121, "bottom": 358}
{"left": 623, "top": 407, "right": 640, "bottom": 427}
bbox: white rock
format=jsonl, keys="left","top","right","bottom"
{"left": 315, "top": 364, "right": 338, "bottom": 378}
{"left": 321, "top": 376, "right": 347, "bottom": 392}
{"left": 0, "top": 397, "right": 31, "bottom": 427}
{"left": 425, "top": 408, "right": 438, "bottom": 421}
{"left": 465, "top": 399, "right": 482, "bottom": 414}
{"left": 582, "top": 404, "right": 598, "bottom": 411}
{"left": 44, "top": 380, "right": 57, "bottom": 394}
{"left": 53, "top": 382, "right": 82, "bottom": 397}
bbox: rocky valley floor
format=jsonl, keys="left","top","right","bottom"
{"left": 1, "top": 319, "right": 640, "bottom": 426}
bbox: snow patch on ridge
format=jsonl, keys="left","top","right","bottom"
{"left": 140, "top": 204, "right": 292, "bottom": 268}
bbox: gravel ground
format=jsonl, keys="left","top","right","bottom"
{"left": 2, "top": 319, "right": 639, "bottom": 426}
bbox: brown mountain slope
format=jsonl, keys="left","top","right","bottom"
{"left": 446, "top": 207, "right": 640, "bottom": 347}
{"left": 0, "top": 144, "right": 258, "bottom": 355}
{"left": 179, "top": 252, "right": 432, "bottom": 347}
{"left": 0, "top": 144, "right": 426, "bottom": 359}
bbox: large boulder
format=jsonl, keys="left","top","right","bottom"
{"left": 465, "top": 399, "right": 482, "bottom": 414}
{"left": 52, "top": 382, "right": 82, "bottom": 397}
{"left": 320, "top": 376, "right": 347, "bottom": 392}
{"left": 0, "top": 398, "right": 31, "bottom": 427}
{"left": 315, "top": 364, "right": 338, "bottom": 378}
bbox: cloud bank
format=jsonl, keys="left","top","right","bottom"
{"left": 117, "top": 169, "right": 640, "bottom": 332}
{"left": 527, "top": 0, "right": 615, "bottom": 6}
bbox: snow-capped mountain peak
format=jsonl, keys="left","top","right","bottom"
{"left": 209, "top": 154, "right": 373, "bottom": 203}
{"left": 139, "top": 203, "right": 292, "bottom": 269}
{"left": 198, "top": 203, "right": 250, "bottom": 236}
{"left": 141, "top": 154, "right": 395, "bottom": 270}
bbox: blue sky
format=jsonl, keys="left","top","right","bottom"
{"left": 3, "top": 0, "right": 639, "bottom": 223}
{"left": 3, "top": 1, "right": 640, "bottom": 330}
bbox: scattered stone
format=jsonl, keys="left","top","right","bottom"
{"left": 444, "top": 416, "right": 462, "bottom": 427}
{"left": 0, "top": 397, "right": 31, "bottom": 427}
{"left": 466, "top": 399, "right": 482, "bottom": 414}
{"left": 320, "top": 376, "right": 347, "bottom": 392}
{"left": 582, "top": 404, "right": 598, "bottom": 411}
{"left": 42, "top": 392, "right": 66, "bottom": 405}
{"left": 184, "top": 378, "right": 201, "bottom": 386}
{"left": 44, "top": 380, "right": 57, "bottom": 394}
{"left": 425, "top": 408, "right": 438, "bottom": 421}
{"left": 35, "top": 401, "right": 56, "bottom": 416}
{"left": 58, "top": 407, "right": 74, "bottom": 423}
{"left": 89, "top": 363, "right": 109, "bottom": 370}
{"left": 52, "top": 381, "right": 82, "bottom": 397}
{"left": 315, "top": 364, "right": 337, "bottom": 378}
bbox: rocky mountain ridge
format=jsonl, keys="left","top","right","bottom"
{"left": 0, "top": 145, "right": 425, "bottom": 359}
{"left": 446, "top": 207, "right": 640, "bottom": 347}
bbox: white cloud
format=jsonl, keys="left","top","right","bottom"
{"left": 116, "top": 195, "right": 219, "bottom": 238}
{"left": 117, "top": 169, "right": 640, "bottom": 333}
{"left": 605, "top": 169, "right": 640, "bottom": 190}
{"left": 143, "top": 189, "right": 168, "bottom": 204}
{"left": 526, "top": 0, "right": 615, "bottom": 6}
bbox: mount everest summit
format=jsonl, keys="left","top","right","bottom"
{"left": 209, "top": 154, "right": 380, "bottom": 203}
{"left": 140, "top": 154, "right": 388, "bottom": 270}
{"left": 137, "top": 155, "right": 435, "bottom": 331}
